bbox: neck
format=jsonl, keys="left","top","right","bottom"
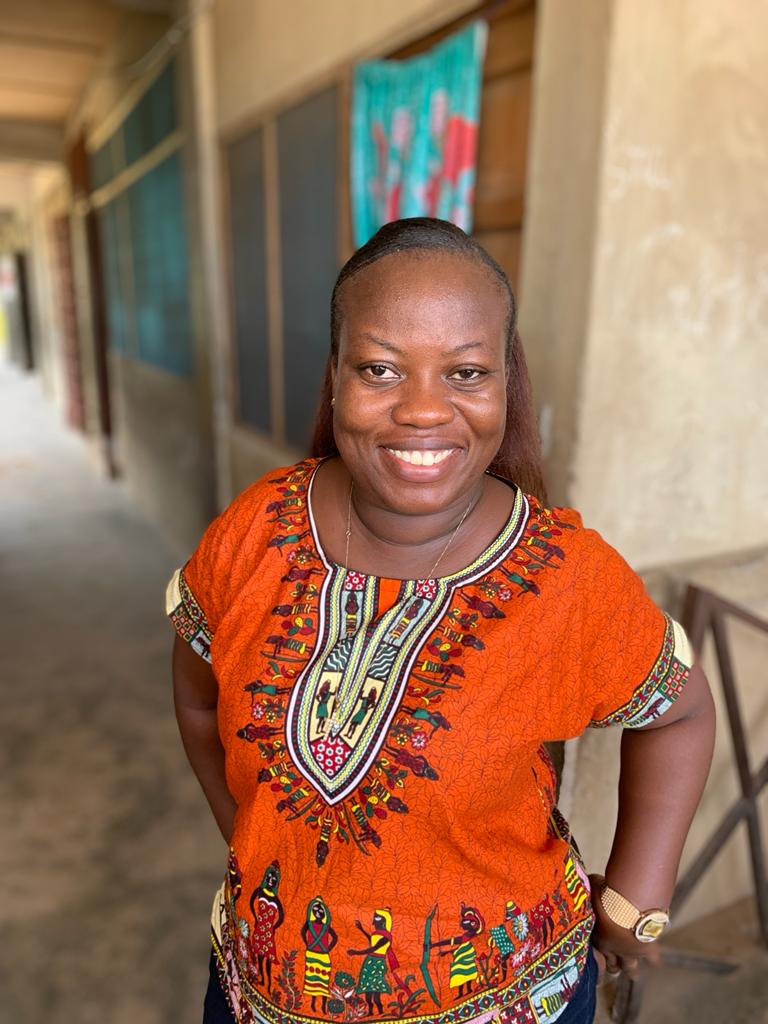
{"left": 348, "top": 477, "right": 485, "bottom": 564}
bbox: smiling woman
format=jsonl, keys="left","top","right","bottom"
{"left": 168, "top": 218, "right": 715, "bottom": 1024}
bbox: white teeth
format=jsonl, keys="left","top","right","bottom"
{"left": 388, "top": 449, "right": 453, "bottom": 466}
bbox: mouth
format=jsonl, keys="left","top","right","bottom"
{"left": 383, "top": 447, "right": 457, "bottom": 467}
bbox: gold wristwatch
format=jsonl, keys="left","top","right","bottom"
{"left": 600, "top": 884, "right": 670, "bottom": 943}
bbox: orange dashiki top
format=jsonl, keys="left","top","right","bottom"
{"left": 166, "top": 458, "right": 692, "bottom": 1024}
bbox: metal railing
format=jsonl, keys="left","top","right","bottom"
{"left": 612, "top": 584, "right": 768, "bottom": 1023}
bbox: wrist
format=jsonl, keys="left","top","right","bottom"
{"left": 604, "top": 855, "right": 676, "bottom": 910}
{"left": 598, "top": 880, "right": 670, "bottom": 943}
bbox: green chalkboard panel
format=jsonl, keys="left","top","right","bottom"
{"left": 226, "top": 126, "right": 271, "bottom": 433}
{"left": 127, "top": 150, "right": 192, "bottom": 375}
{"left": 124, "top": 62, "right": 177, "bottom": 167}
{"left": 277, "top": 86, "right": 338, "bottom": 450}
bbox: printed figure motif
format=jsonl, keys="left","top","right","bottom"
{"left": 528, "top": 895, "right": 555, "bottom": 948}
{"left": 489, "top": 899, "right": 529, "bottom": 982}
{"left": 346, "top": 686, "right": 379, "bottom": 738}
{"left": 314, "top": 678, "right": 336, "bottom": 736}
{"left": 250, "top": 861, "right": 284, "bottom": 991}
{"left": 348, "top": 909, "right": 397, "bottom": 1016}
{"left": 300, "top": 897, "right": 338, "bottom": 1013}
{"left": 429, "top": 904, "right": 485, "bottom": 999}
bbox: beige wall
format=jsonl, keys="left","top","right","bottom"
{"left": 517, "top": 0, "right": 613, "bottom": 511}
{"left": 570, "top": 0, "right": 768, "bottom": 569}
{"left": 214, "top": 0, "right": 478, "bottom": 134}
{"left": 522, "top": 0, "right": 768, "bottom": 926}
{"left": 28, "top": 168, "right": 71, "bottom": 410}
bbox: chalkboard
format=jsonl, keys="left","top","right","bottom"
{"left": 124, "top": 62, "right": 177, "bottom": 167}
{"left": 127, "top": 150, "right": 192, "bottom": 375}
{"left": 277, "top": 86, "right": 338, "bottom": 450}
{"left": 226, "top": 126, "right": 271, "bottom": 432}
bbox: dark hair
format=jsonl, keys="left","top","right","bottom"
{"left": 310, "top": 217, "right": 546, "bottom": 500}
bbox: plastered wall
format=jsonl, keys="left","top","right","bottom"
{"left": 571, "top": 0, "right": 768, "bottom": 568}
{"left": 214, "top": 0, "right": 478, "bottom": 134}
{"left": 517, "top": 0, "right": 613, "bottom": 511}
{"left": 520, "top": 0, "right": 768, "bottom": 926}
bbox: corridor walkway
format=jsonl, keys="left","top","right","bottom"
{"left": 0, "top": 363, "right": 223, "bottom": 1023}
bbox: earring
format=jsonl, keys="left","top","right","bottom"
{"left": 331, "top": 398, "right": 336, "bottom": 407}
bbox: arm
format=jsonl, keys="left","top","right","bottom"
{"left": 591, "top": 662, "right": 716, "bottom": 977}
{"left": 172, "top": 634, "right": 237, "bottom": 844}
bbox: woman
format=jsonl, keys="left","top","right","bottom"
{"left": 301, "top": 897, "right": 338, "bottom": 1013}
{"left": 348, "top": 909, "right": 397, "bottom": 1016}
{"left": 169, "top": 218, "right": 715, "bottom": 1024}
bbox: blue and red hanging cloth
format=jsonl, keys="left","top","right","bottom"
{"left": 351, "top": 20, "right": 488, "bottom": 247}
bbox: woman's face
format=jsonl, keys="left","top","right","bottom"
{"left": 332, "top": 251, "right": 509, "bottom": 517}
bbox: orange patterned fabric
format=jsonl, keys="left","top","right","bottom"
{"left": 166, "top": 459, "right": 692, "bottom": 1024}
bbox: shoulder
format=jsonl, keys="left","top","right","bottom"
{"left": 524, "top": 495, "right": 631, "bottom": 563}
{"left": 188, "top": 457, "right": 319, "bottom": 590}
{"left": 212, "top": 457, "right": 319, "bottom": 545}
{"left": 514, "top": 494, "right": 642, "bottom": 598}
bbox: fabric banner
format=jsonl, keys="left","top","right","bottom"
{"left": 351, "top": 20, "right": 488, "bottom": 247}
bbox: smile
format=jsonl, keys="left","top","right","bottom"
{"left": 385, "top": 448, "right": 455, "bottom": 467}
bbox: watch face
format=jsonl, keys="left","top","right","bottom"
{"left": 634, "top": 911, "right": 669, "bottom": 943}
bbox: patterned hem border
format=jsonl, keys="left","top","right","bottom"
{"left": 590, "top": 614, "right": 693, "bottom": 729}
{"left": 212, "top": 909, "right": 594, "bottom": 1024}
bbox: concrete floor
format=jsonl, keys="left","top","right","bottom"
{"left": 0, "top": 362, "right": 224, "bottom": 1023}
{"left": 1, "top": 361, "right": 766, "bottom": 1023}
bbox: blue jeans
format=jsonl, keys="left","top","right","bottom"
{"left": 202, "top": 947, "right": 598, "bottom": 1024}
{"left": 557, "top": 947, "right": 598, "bottom": 1024}
{"left": 203, "top": 953, "right": 237, "bottom": 1023}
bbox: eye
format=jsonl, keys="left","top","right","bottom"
{"left": 450, "top": 367, "right": 487, "bottom": 382}
{"left": 361, "top": 363, "right": 399, "bottom": 381}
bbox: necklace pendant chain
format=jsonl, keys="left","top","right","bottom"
{"left": 344, "top": 481, "right": 476, "bottom": 581}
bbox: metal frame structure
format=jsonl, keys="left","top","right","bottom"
{"left": 612, "top": 584, "right": 768, "bottom": 1023}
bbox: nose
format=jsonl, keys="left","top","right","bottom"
{"left": 391, "top": 375, "right": 454, "bottom": 428}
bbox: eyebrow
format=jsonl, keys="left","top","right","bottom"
{"left": 359, "top": 332, "right": 485, "bottom": 356}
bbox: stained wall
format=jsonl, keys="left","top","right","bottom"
{"left": 519, "top": 0, "right": 768, "bottom": 926}
{"left": 570, "top": 0, "right": 768, "bottom": 568}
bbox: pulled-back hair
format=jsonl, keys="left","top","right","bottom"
{"left": 310, "top": 217, "right": 546, "bottom": 500}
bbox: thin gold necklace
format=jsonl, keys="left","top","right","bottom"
{"left": 344, "top": 481, "right": 477, "bottom": 581}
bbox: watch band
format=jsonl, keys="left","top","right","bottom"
{"left": 600, "top": 884, "right": 641, "bottom": 929}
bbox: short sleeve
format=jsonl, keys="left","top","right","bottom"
{"left": 165, "top": 564, "right": 215, "bottom": 663}
{"left": 578, "top": 529, "right": 694, "bottom": 730}
{"left": 164, "top": 477, "right": 268, "bottom": 663}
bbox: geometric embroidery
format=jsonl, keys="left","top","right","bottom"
{"left": 237, "top": 460, "right": 533, "bottom": 865}
{"left": 286, "top": 570, "right": 458, "bottom": 805}
{"left": 210, "top": 881, "right": 593, "bottom": 1024}
{"left": 589, "top": 614, "right": 693, "bottom": 729}
{"left": 165, "top": 566, "right": 213, "bottom": 663}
